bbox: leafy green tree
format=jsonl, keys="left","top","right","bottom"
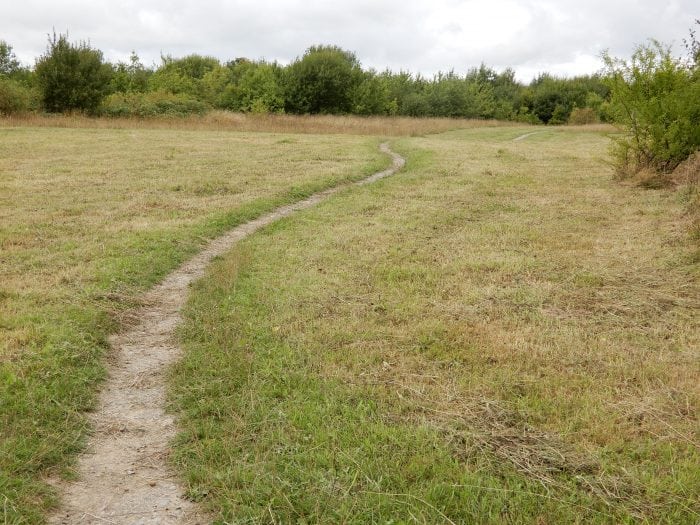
{"left": 352, "top": 70, "right": 390, "bottom": 115}
{"left": 424, "top": 71, "right": 497, "bottom": 119}
{"left": 200, "top": 64, "right": 234, "bottom": 107}
{"left": 207, "top": 60, "right": 284, "bottom": 112}
{"left": 489, "top": 68, "right": 521, "bottom": 119}
{"left": 284, "top": 45, "right": 363, "bottom": 114}
{"left": 526, "top": 73, "right": 608, "bottom": 124}
{"left": 35, "top": 32, "right": 112, "bottom": 113}
{"left": 109, "top": 52, "right": 150, "bottom": 93}
{"left": 0, "top": 41, "right": 21, "bottom": 77}
{"left": 529, "top": 74, "right": 568, "bottom": 124}
{"left": 237, "top": 63, "right": 284, "bottom": 113}
{"left": 401, "top": 91, "right": 431, "bottom": 117}
{"left": 149, "top": 54, "right": 220, "bottom": 97}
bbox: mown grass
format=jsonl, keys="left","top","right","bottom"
{"left": 171, "top": 126, "right": 699, "bottom": 523}
{"left": 0, "top": 126, "right": 391, "bottom": 523}
{"left": 0, "top": 111, "right": 517, "bottom": 137}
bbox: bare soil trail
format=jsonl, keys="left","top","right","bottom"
{"left": 50, "top": 143, "right": 405, "bottom": 525}
{"left": 512, "top": 130, "right": 548, "bottom": 141}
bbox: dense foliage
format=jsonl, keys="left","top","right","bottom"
{"left": 34, "top": 32, "right": 112, "bottom": 113}
{"left": 3, "top": 26, "right": 699, "bottom": 181}
{"left": 0, "top": 41, "right": 37, "bottom": 114}
{"left": 604, "top": 24, "right": 700, "bottom": 175}
{"left": 0, "top": 32, "right": 614, "bottom": 123}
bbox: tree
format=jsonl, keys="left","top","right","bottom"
{"left": 109, "top": 52, "right": 150, "bottom": 93}
{"left": 148, "top": 54, "right": 220, "bottom": 97}
{"left": 284, "top": 45, "right": 363, "bottom": 114}
{"left": 35, "top": 32, "right": 112, "bottom": 113}
{"left": 235, "top": 63, "right": 284, "bottom": 113}
{"left": 352, "top": 70, "right": 390, "bottom": 115}
{"left": 0, "top": 41, "right": 21, "bottom": 77}
{"left": 683, "top": 19, "right": 700, "bottom": 67}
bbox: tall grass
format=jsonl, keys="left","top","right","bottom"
{"left": 0, "top": 110, "right": 513, "bottom": 136}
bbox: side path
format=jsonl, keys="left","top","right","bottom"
{"left": 50, "top": 143, "right": 405, "bottom": 525}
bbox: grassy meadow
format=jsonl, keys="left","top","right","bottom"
{"left": 0, "top": 118, "right": 697, "bottom": 524}
{"left": 170, "top": 127, "right": 699, "bottom": 523}
{"left": 0, "top": 125, "right": 389, "bottom": 522}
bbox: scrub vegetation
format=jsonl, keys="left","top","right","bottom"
{"left": 0, "top": 35, "right": 611, "bottom": 124}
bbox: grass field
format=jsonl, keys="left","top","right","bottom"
{"left": 170, "top": 127, "right": 699, "bottom": 523}
{"left": 1, "top": 121, "right": 697, "bottom": 524}
{"left": 0, "top": 126, "right": 388, "bottom": 522}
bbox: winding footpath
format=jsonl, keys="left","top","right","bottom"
{"left": 50, "top": 143, "right": 405, "bottom": 524}
{"left": 512, "top": 130, "right": 547, "bottom": 141}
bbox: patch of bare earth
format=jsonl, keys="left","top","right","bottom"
{"left": 49, "top": 144, "right": 405, "bottom": 524}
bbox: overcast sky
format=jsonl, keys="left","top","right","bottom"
{"left": 1, "top": 0, "right": 697, "bottom": 81}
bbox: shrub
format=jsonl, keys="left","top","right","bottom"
{"left": 603, "top": 40, "right": 700, "bottom": 175}
{"left": 0, "top": 78, "right": 37, "bottom": 114}
{"left": 284, "top": 46, "right": 363, "bottom": 114}
{"left": 568, "top": 107, "right": 598, "bottom": 125}
{"left": 226, "top": 63, "right": 284, "bottom": 114}
{"left": 352, "top": 72, "right": 390, "bottom": 115}
{"left": 100, "top": 91, "right": 209, "bottom": 117}
{"left": 149, "top": 54, "right": 220, "bottom": 98}
{"left": 109, "top": 52, "right": 151, "bottom": 94}
{"left": 35, "top": 32, "right": 112, "bottom": 114}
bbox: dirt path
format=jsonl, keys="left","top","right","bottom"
{"left": 512, "top": 130, "right": 547, "bottom": 141}
{"left": 50, "top": 143, "right": 405, "bottom": 525}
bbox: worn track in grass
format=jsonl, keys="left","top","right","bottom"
{"left": 50, "top": 143, "right": 405, "bottom": 525}
{"left": 512, "top": 130, "right": 548, "bottom": 141}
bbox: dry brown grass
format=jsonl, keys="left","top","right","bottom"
{"left": 561, "top": 123, "right": 617, "bottom": 133}
{"left": 0, "top": 111, "right": 513, "bottom": 137}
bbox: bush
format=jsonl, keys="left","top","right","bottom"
{"left": 285, "top": 46, "right": 363, "bottom": 114}
{"left": 100, "top": 91, "right": 209, "bottom": 117}
{"left": 603, "top": 40, "right": 700, "bottom": 175}
{"left": 221, "top": 62, "right": 284, "bottom": 113}
{"left": 352, "top": 72, "right": 390, "bottom": 115}
{"left": 109, "top": 52, "right": 150, "bottom": 94}
{"left": 148, "top": 55, "right": 221, "bottom": 98}
{"left": 0, "top": 78, "right": 37, "bottom": 114}
{"left": 35, "top": 32, "right": 112, "bottom": 114}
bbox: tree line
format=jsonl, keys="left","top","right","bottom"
{"left": 0, "top": 33, "right": 610, "bottom": 124}
{"left": 2, "top": 27, "right": 698, "bottom": 180}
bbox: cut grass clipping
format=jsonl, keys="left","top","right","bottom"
{"left": 171, "top": 127, "right": 699, "bottom": 523}
{"left": 0, "top": 126, "right": 388, "bottom": 523}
